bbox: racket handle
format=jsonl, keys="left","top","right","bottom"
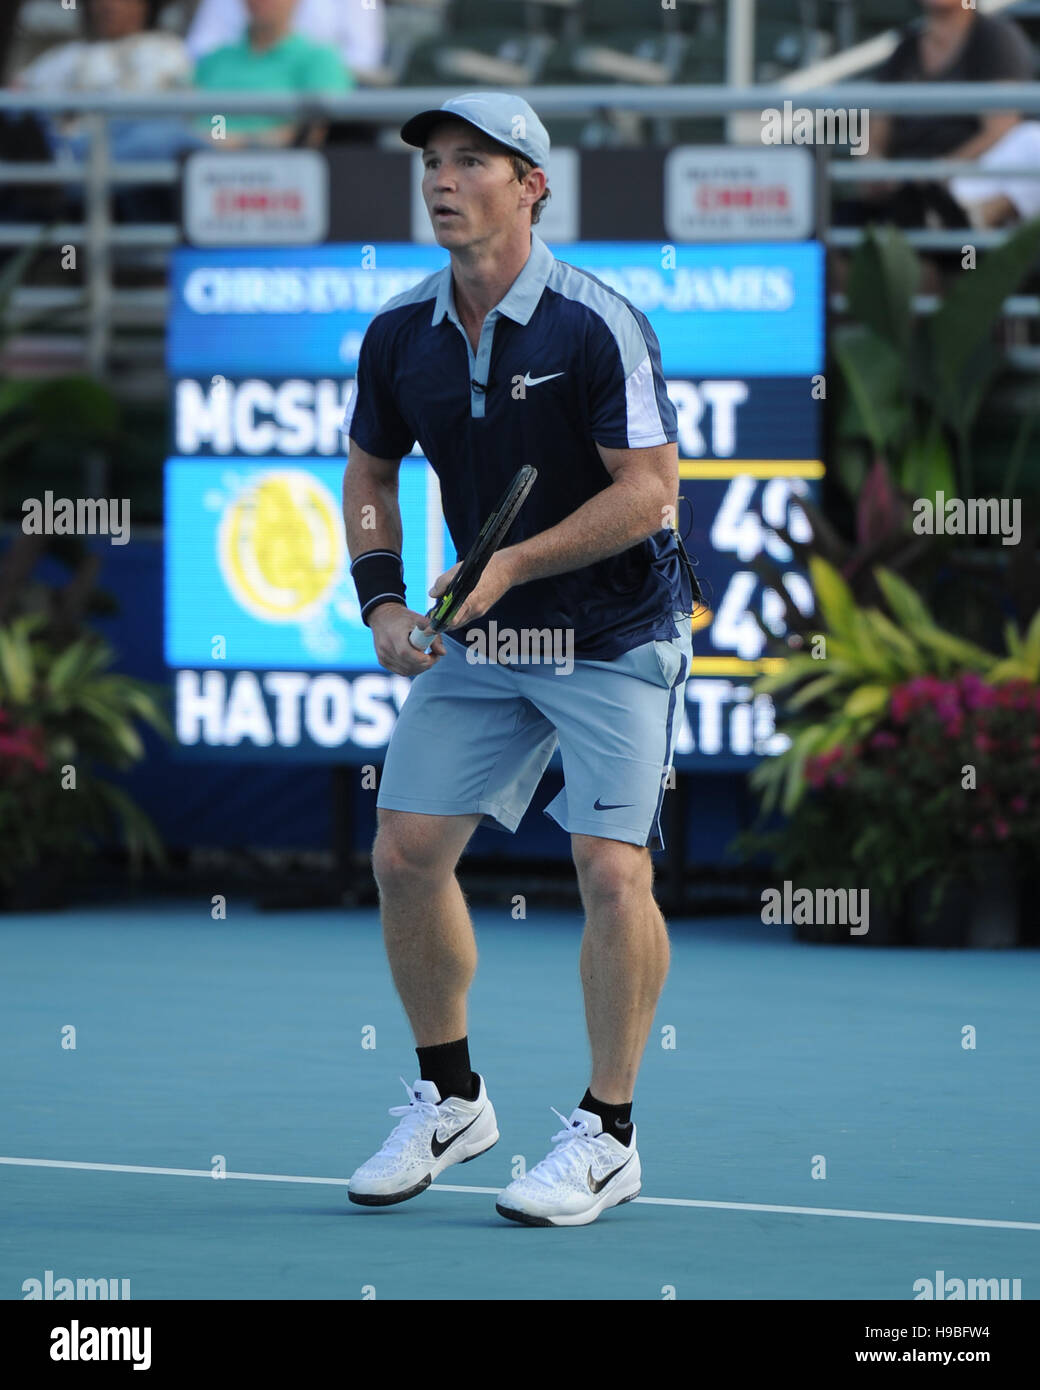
{"left": 409, "top": 624, "right": 436, "bottom": 652}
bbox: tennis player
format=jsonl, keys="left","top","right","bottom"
{"left": 341, "top": 92, "right": 695, "bottom": 1227}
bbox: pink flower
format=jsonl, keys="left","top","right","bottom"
{"left": 0, "top": 722, "right": 48, "bottom": 774}
{"left": 1011, "top": 795, "right": 1028, "bottom": 814}
{"left": 989, "top": 686, "right": 1023, "bottom": 711}
{"left": 870, "top": 731, "right": 899, "bottom": 750}
{"left": 993, "top": 819, "right": 1010, "bottom": 840}
{"left": 963, "top": 678, "right": 998, "bottom": 711}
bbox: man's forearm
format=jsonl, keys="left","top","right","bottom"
{"left": 342, "top": 466, "right": 403, "bottom": 558}
{"left": 502, "top": 475, "right": 670, "bottom": 586}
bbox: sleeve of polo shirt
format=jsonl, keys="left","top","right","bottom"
{"left": 586, "top": 304, "right": 678, "bottom": 450}
{"left": 341, "top": 317, "right": 416, "bottom": 460}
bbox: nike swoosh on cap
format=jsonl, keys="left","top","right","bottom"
{"left": 593, "top": 798, "right": 633, "bottom": 811}
{"left": 430, "top": 1110, "right": 482, "bottom": 1159}
{"left": 523, "top": 372, "right": 565, "bottom": 387}
{"left": 588, "top": 1154, "right": 633, "bottom": 1194}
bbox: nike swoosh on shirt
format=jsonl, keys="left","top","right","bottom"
{"left": 430, "top": 1110, "right": 482, "bottom": 1159}
{"left": 523, "top": 372, "right": 565, "bottom": 387}
{"left": 593, "top": 799, "right": 633, "bottom": 811}
{"left": 588, "top": 1154, "right": 634, "bottom": 1194}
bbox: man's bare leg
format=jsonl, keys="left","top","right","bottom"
{"left": 371, "top": 808, "right": 483, "bottom": 1046}
{"left": 347, "top": 808, "right": 496, "bottom": 1205}
{"left": 571, "top": 835, "right": 669, "bottom": 1105}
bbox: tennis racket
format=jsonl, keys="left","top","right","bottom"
{"left": 409, "top": 464, "right": 538, "bottom": 651}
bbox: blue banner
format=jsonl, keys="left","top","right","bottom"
{"left": 167, "top": 242, "right": 824, "bottom": 378}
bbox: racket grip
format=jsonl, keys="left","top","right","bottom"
{"left": 409, "top": 624, "right": 436, "bottom": 652}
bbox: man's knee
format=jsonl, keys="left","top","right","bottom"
{"left": 372, "top": 825, "right": 440, "bottom": 891}
{"left": 371, "top": 812, "right": 475, "bottom": 893}
{"left": 572, "top": 836, "right": 653, "bottom": 906}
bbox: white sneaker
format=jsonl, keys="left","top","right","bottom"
{"left": 348, "top": 1075, "right": 499, "bottom": 1206}
{"left": 496, "top": 1106, "right": 641, "bottom": 1227}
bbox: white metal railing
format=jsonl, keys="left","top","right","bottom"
{"left": 2, "top": 83, "right": 1040, "bottom": 379}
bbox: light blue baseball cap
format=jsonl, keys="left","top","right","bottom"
{"left": 400, "top": 91, "right": 550, "bottom": 171}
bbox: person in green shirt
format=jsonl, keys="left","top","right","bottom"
{"left": 194, "top": 0, "right": 353, "bottom": 148}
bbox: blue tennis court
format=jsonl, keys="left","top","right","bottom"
{"left": 3, "top": 903, "right": 1038, "bottom": 1301}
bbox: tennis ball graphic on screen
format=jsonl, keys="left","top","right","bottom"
{"left": 218, "top": 470, "right": 344, "bottom": 622}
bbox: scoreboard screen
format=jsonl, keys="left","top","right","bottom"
{"left": 165, "top": 240, "right": 823, "bottom": 765}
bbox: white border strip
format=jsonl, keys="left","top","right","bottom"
{"left": 2, "top": 1156, "right": 1038, "bottom": 1231}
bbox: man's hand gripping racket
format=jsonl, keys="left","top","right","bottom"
{"left": 408, "top": 465, "right": 538, "bottom": 652}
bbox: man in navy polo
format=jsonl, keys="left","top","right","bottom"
{"left": 342, "top": 92, "right": 694, "bottom": 1226}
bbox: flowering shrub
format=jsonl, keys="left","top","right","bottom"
{"left": 0, "top": 617, "right": 169, "bottom": 894}
{"left": 0, "top": 708, "right": 48, "bottom": 778}
{"left": 804, "top": 675, "right": 1040, "bottom": 854}
{"left": 0, "top": 705, "right": 72, "bottom": 883}
{"left": 759, "top": 674, "right": 1039, "bottom": 914}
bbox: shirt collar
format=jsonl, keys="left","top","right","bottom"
{"left": 432, "top": 231, "right": 554, "bottom": 329}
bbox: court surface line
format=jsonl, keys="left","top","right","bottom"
{"left": 2, "top": 1156, "right": 1038, "bottom": 1232}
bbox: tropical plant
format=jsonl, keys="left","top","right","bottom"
{"left": 832, "top": 218, "right": 1040, "bottom": 500}
{"left": 0, "top": 614, "right": 169, "bottom": 888}
{"left": 752, "top": 455, "right": 1040, "bottom": 649}
{"left": 751, "top": 672, "right": 1040, "bottom": 917}
{"left": 750, "top": 556, "right": 1040, "bottom": 815}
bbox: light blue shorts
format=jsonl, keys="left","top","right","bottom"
{"left": 377, "top": 616, "right": 692, "bottom": 850}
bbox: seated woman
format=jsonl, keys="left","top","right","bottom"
{"left": 828, "top": 0, "right": 1040, "bottom": 289}
{"left": 873, "top": 0, "right": 1034, "bottom": 232}
{"left": 836, "top": 0, "right": 1038, "bottom": 231}
{"left": 193, "top": 0, "right": 353, "bottom": 149}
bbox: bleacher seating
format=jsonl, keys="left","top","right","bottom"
{"left": 3, "top": 0, "right": 1038, "bottom": 395}
{"left": 8, "top": 0, "right": 978, "bottom": 95}
{"left": 382, "top": 0, "right": 841, "bottom": 90}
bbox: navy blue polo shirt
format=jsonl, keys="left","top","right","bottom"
{"left": 342, "top": 231, "right": 689, "bottom": 660}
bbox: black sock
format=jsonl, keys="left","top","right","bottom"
{"left": 579, "top": 1089, "right": 633, "bottom": 1146}
{"left": 416, "top": 1037, "right": 479, "bottom": 1103}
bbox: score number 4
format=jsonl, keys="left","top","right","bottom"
{"left": 709, "top": 476, "right": 814, "bottom": 662}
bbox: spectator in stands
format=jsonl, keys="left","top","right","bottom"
{"left": 838, "top": 0, "right": 1040, "bottom": 231}
{"left": 187, "top": 0, "right": 386, "bottom": 84}
{"left": 9, "top": 0, "right": 195, "bottom": 159}
{"left": 3, "top": 0, "right": 199, "bottom": 224}
{"left": 193, "top": 0, "right": 352, "bottom": 148}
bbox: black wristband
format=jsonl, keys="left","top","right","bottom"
{"left": 350, "top": 549, "right": 407, "bottom": 625}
